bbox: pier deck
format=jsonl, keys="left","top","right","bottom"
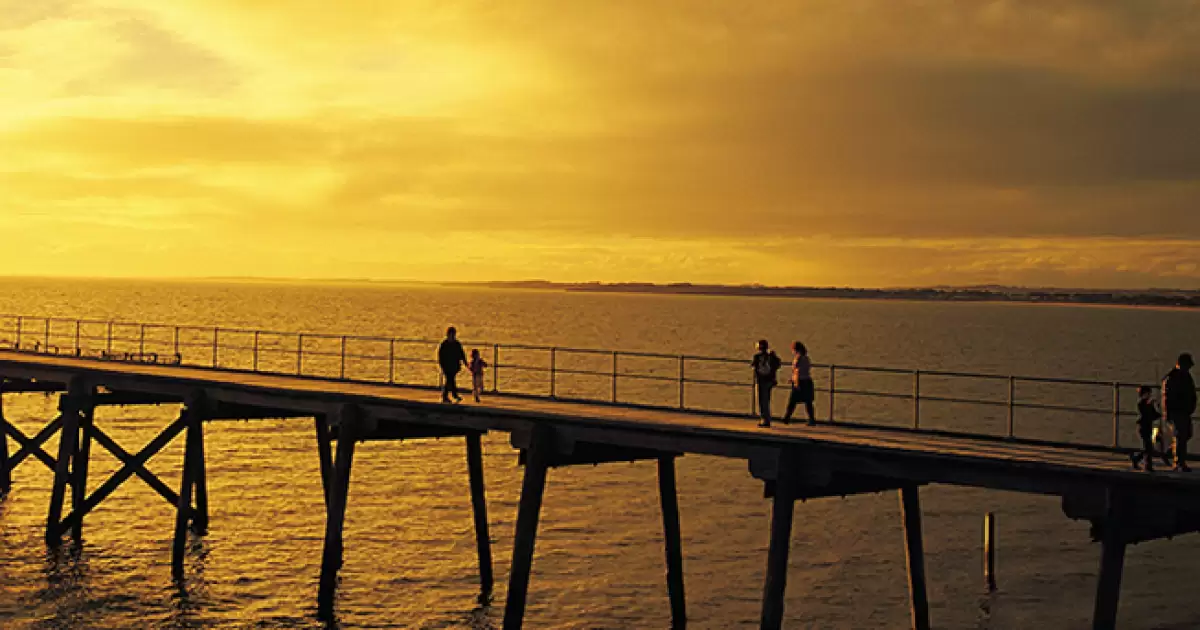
{"left": 2, "top": 348, "right": 1197, "bottom": 630}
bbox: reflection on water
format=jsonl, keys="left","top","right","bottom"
{"left": 1, "top": 279, "right": 1200, "bottom": 628}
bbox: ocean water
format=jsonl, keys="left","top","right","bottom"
{"left": 1, "top": 278, "right": 1199, "bottom": 629}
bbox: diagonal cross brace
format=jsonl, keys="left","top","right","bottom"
{"left": 54, "top": 416, "right": 188, "bottom": 538}
{"left": 5, "top": 415, "right": 62, "bottom": 472}
{"left": 88, "top": 424, "right": 182, "bottom": 509}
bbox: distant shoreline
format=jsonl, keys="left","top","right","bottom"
{"left": 456, "top": 281, "right": 1200, "bottom": 309}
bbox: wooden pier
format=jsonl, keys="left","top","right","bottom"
{"left": 2, "top": 348, "right": 1200, "bottom": 628}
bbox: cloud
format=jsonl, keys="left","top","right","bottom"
{"left": 2, "top": 1, "right": 1199, "bottom": 286}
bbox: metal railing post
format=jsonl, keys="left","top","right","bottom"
{"left": 611, "top": 351, "right": 618, "bottom": 403}
{"left": 212, "top": 327, "right": 219, "bottom": 367}
{"left": 297, "top": 334, "right": 304, "bottom": 375}
{"left": 106, "top": 321, "right": 113, "bottom": 353}
{"left": 1112, "top": 383, "right": 1121, "bottom": 449}
{"left": 388, "top": 339, "right": 396, "bottom": 384}
{"left": 678, "top": 355, "right": 686, "bottom": 409}
{"left": 492, "top": 344, "right": 499, "bottom": 393}
{"left": 828, "top": 365, "right": 836, "bottom": 422}
{"left": 340, "top": 336, "right": 347, "bottom": 379}
{"left": 14, "top": 315, "right": 22, "bottom": 349}
{"left": 253, "top": 331, "right": 260, "bottom": 371}
{"left": 44, "top": 318, "right": 51, "bottom": 352}
{"left": 1007, "top": 376, "right": 1016, "bottom": 438}
{"left": 139, "top": 324, "right": 146, "bottom": 359}
{"left": 912, "top": 370, "right": 921, "bottom": 429}
{"left": 549, "top": 347, "right": 557, "bottom": 398}
{"left": 750, "top": 373, "right": 757, "bottom": 415}
{"left": 74, "top": 320, "right": 81, "bottom": 355}
{"left": 173, "top": 326, "right": 180, "bottom": 359}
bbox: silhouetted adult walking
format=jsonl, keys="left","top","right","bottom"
{"left": 783, "top": 341, "right": 816, "bottom": 425}
{"left": 438, "top": 326, "right": 469, "bottom": 403}
{"left": 1163, "top": 353, "right": 1197, "bottom": 472}
{"left": 751, "top": 339, "right": 782, "bottom": 428}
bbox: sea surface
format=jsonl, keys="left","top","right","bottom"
{"left": 1, "top": 278, "right": 1199, "bottom": 629}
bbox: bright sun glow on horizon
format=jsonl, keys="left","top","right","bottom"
{"left": 2, "top": 1, "right": 1199, "bottom": 289}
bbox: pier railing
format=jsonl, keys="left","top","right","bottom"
{"left": 0, "top": 314, "right": 1190, "bottom": 451}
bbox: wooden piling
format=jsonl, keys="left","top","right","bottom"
{"left": 172, "top": 393, "right": 205, "bottom": 579}
{"left": 657, "top": 456, "right": 687, "bottom": 629}
{"left": 503, "top": 424, "right": 554, "bottom": 630}
{"left": 0, "top": 393, "right": 11, "bottom": 495}
{"left": 1093, "top": 495, "right": 1127, "bottom": 630}
{"left": 70, "top": 401, "right": 95, "bottom": 541}
{"left": 318, "top": 404, "right": 361, "bottom": 616}
{"left": 45, "top": 378, "right": 85, "bottom": 545}
{"left": 761, "top": 456, "right": 799, "bottom": 630}
{"left": 315, "top": 414, "right": 333, "bottom": 509}
{"left": 984, "top": 512, "right": 997, "bottom": 592}
{"left": 899, "top": 485, "right": 931, "bottom": 630}
{"left": 190, "top": 417, "right": 209, "bottom": 535}
{"left": 466, "top": 432, "right": 494, "bottom": 603}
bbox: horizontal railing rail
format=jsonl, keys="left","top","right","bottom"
{"left": 0, "top": 313, "right": 1194, "bottom": 452}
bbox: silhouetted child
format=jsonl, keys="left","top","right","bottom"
{"left": 1131, "top": 385, "right": 1161, "bottom": 471}
{"left": 469, "top": 349, "right": 488, "bottom": 403}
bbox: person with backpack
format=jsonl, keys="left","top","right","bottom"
{"left": 1162, "top": 353, "right": 1197, "bottom": 472}
{"left": 751, "top": 339, "right": 782, "bottom": 427}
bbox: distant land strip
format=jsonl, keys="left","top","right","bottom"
{"left": 461, "top": 281, "right": 1200, "bottom": 308}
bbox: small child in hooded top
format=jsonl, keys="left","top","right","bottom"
{"left": 468, "top": 349, "right": 488, "bottom": 403}
{"left": 1131, "top": 385, "right": 1161, "bottom": 471}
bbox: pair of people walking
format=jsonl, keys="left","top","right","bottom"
{"left": 752, "top": 339, "right": 816, "bottom": 428}
{"left": 437, "top": 327, "right": 487, "bottom": 403}
{"left": 1131, "top": 352, "right": 1196, "bottom": 473}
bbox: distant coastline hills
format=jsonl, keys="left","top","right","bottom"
{"left": 461, "top": 281, "right": 1200, "bottom": 308}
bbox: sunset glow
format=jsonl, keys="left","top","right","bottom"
{"left": 2, "top": 1, "right": 1199, "bottom": 287}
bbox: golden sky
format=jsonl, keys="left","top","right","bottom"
{"left": 2, "top": 1, "right": 1199, "bottom": 288}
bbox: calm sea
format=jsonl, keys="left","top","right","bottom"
{"left": 1, "top": 278, "right": 1199, "bottom": 629}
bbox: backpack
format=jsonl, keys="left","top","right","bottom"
{"left": 755, "top": 352, "right": 779, "bottom": 378}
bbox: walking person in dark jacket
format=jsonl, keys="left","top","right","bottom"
{"left": 751, "top": 340, "right": 782, "bottom": 428}
{"left": 437, "top": 326, "right": 469, "bottom": 403}
{"left": 1162, "top": 353, "right": 1197, "bottom": 472}
{"left": 1130, "top": 385, "right": 1161, "bottom": 472}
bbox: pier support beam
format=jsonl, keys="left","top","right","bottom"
{"left": 1093, "top": 494, "right": 1128, "bottom": 630}
{"left": 466, "top": 432, "right": 494, "bottom": 604}
{"left": 503, "top": 424, "right": 554, "bottom": 630}
{"left": 315, "top": 414, "right": 333, "bottom": 509}
{"left": 658, "top": 455, "right": 687, "bottom": 629}
{"left": 70, "top": 402, "right": 95, "bottom": 541}
{"left": 318, "top": 405, "right": 362, "bottom": 617}
{"left": 172, "top": 392, "right": 207, "bottom": 579}
{"left": 0, "top": 393, "right": 10, "bottom": 496}
{"left": 899, "top": 485, "right": 931, "bottom": 630}
{"left": 760, "top": 456, "right": 799, "bottom": 630}
{"left": 190, "top": 418, "right": 209, "bottom": 535}
{"left": 46, "top": 377, "right": 87, "bottom": 546}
